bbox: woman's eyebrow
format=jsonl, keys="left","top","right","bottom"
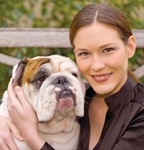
{"left": 100, "top": 43, "right": 117, "bottom": 49}
{"left": 74, "top": 48, "right": 88, "bottom": 52}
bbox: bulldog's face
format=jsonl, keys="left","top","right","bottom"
{"left": 12, "top": 55, "right": 85, "bottom": 124}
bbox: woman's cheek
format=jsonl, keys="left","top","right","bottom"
{"left": 76, "top": 60, "right": 86, "bottom": 74}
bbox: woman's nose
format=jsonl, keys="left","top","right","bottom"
{"left": 90, "top": 56, "right": 105, "bottom": 71}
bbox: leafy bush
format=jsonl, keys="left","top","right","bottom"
{"left": 0, "top": 0, "right": 144, "bottom": 98}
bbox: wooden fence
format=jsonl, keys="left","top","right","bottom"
{"left": 0, "top": 28, "right": 144, "bottom": 78}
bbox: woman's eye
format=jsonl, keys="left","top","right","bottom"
{"left": 103, "top": 48, "right": 114, "bottom": 53}
{"left": 78, "top": 52, "right": 89, "bottom": 56}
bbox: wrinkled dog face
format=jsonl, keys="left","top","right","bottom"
{"left": 12, "top": 55, "right": 85, "bottom": 128}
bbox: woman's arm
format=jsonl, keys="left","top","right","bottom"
{"left": 0, "top": 115, "right": 21, "bottom": 150}
{"left": 7, "top": 79, "right": 46, "bottom": 150}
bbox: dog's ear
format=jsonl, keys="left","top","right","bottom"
{"left": 12, "top": 57, "right": 30, "bottom": 86}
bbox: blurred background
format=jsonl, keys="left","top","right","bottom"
{"left": 0, "top": 0, "right": 144, "bottom": 98}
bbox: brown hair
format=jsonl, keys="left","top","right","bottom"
{"left": 69, "top": 3, "right": 132, "bottom": 47}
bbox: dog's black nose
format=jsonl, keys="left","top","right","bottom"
{"left": 54, "top": 76, "right": 69, "bottom": 85}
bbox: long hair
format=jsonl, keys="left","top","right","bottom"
{"left": 70, "top": 4, "right": 132, "bottom": 47}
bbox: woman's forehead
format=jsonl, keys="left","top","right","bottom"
{"left": 73, "top": 23, "right": 122, "bottom": 48}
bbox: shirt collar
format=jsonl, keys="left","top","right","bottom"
{"left": 105, "top": 75, "right": 137, "bottom": 111}
{"left": 85, "top": 75, "right": 137, "bottom": 111}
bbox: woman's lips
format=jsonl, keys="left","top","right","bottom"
{"left": 92, "top": 73, "right": 112, "bottom": 82}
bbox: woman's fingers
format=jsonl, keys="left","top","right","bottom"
{"left": 8, "top": 119, "right": 23, "bottom": 141}
{"left": 7, "top": 78, "right": 25, "bottom": 118}
{"left": 6, "top": 136, "right": 19, "bottom": 150}
{"left": 0, "top": 133, "right": 10, "bottom": 150}
{"left": 7, "top": 77, "right": 38, "bottom": 138}
{"left": 14, "top": 86, "right": 29, "bottom": 108}
{"left": 7, "top": 79, "right": 21, "bottom": 108}
{"left": 0, "top": 116, "right": 19, "bottom": 150}
{"left": 8, "top": 78, "right": 31, "bottom": 110}
{"left": 6, "top": 78, "right": 43, "bottom": 149}
{"left": 0, "top": 79, "right": 22, "bottom": 150}
{"left": 7, "top": 78, "right": 16, "bottom": 101}
{"left": 0, "top": 143, "right": 10, "bottom": 150}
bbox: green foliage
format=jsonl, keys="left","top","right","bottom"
{"left": 0, "top": 0, "right": 36, "bottom": 27}
{"left": 0, "top": 0, "right": 144, "bottom": 98}
{"left": 0, "top": 64, "right": 12, "bottom": 98}
{"left": 106, "top": 0, "right": 144, "bottom": 28}
{"left": 1, "top": 0, "right": 144, "bottom": 28}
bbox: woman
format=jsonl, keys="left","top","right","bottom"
{"left": 0, "top": 3, "right": 144, "bottom": 150}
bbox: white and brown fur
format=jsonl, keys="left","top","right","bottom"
{"left": 0, "top": 55, "right": 85, "bottom": 150}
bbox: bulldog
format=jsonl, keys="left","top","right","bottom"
{"left": 0, "top": 55, "right": 85, "bottom": 150}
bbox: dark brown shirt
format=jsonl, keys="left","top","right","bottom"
{"left": 78, "top": 75, "right": 144, "bottom": 150}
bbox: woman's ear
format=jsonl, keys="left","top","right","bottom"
{"left": 127, "top": 36, "right": 136, "bottom": 59}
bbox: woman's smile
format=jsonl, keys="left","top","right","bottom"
{"left": 92, "top": 73, "right": 112, "bottom": 82}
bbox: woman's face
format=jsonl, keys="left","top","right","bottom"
{"left": 74, "top": 23, "right": 135, "bottom": 97}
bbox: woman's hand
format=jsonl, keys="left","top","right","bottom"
{"left": 0, "top": 115, "right": 22, "bottom": 150}
{"left": 7, "top": 79, "right": 45, "bottom": 150}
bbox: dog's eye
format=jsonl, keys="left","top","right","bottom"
{"left": 72, "top": 73, "right": 78, "bottom": 78}
{"left": 37, "top": 77, "right": 45, "bottom": 83}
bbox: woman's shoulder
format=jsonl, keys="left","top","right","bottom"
{"left": 133, "top": 82, "right": 144, "bottom": 105}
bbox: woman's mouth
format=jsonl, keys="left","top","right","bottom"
{"left": 92, "top": 73, "right": 112, "bottom": 82}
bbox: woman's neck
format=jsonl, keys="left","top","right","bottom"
{"left": 88, "top": 95, "right": 108, "bottom": 150}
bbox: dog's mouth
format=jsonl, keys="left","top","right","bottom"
{"left": 56, "top": 90, "right": 76, "bottom": 112}
{"left": 38, "top": 90, "right": 76, "bottom": 123}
